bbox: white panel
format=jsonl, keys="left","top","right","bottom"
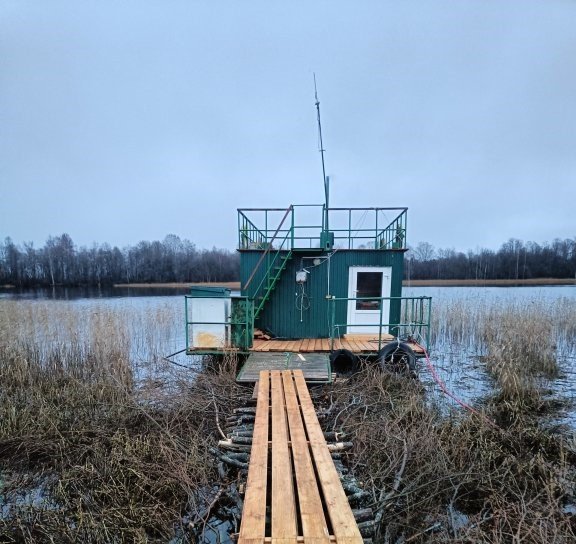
{"left": 190, "top": 297, "right": 230, "bottom": 349}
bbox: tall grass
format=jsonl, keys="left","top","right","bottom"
{"left": 0, "top": 300, "right": 247, "bottom": 542}
{"left": 318, "top": 367, "right": 576, "bottom": 542}
{"left": 429, "top": 295, "right": 576, "bottom": 403}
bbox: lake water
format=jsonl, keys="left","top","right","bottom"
{"left": 2, "top": 284, "right": 575, "bottom": 429}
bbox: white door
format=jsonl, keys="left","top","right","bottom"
{"left": 347, "top": 267, "right": 391, "bottom": 334}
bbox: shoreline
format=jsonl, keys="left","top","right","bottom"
{"left": 404, "top": 278, "right": 575, "bottom": 287}
{"left": 112, "top": 281, "right": 242, "bottom": 289}
{"left": 4, "top": 279, "right": 573, "bottom": 291}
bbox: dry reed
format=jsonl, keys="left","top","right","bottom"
{"left": 315, "top": 367, "right": 576, "bottom": 543}
{"left": 0, "top": 300, "right": 248, "bottom": 543}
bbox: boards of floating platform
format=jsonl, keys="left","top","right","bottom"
{"left": 237, "top": 352, "right": 331, "bottom": 383}
{"left": 238, "top": 369, "right": 363, "bottom": 544}
{"left": 250, "top": 334, "right": 425, "bottom": 356}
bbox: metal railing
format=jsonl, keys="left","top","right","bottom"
{"left": 376, "top": 209, "right": 407, "bottom": 249}
{"left": 238, "top": 205, "right": 408, "bottom": 250}
{"left": 327, "top": 295, "right": 432, "bottom": 351}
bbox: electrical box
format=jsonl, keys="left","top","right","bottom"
{"left": 296, "top": 270, "right": 308, "bottom": 283}
{"left": 320, "top": 230, "right": 334, "bottom": 250}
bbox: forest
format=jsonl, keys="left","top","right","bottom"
{"left": 406, "top": 238, "right": 576, "bottom": 280}
{"left": 0, "top": 234, "right": 239, "bottom": 287}
{"left": 0, "top": 234, "right": 575, "bottom": 287}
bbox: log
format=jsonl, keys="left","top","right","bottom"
{"left": 357, "top": 520, "right": 376, "bottom": 537}
{"left": 342, "top": 481, "right": 364, "bottom": 495}
{"left": 231, "top": 436, "right": 253, "bottom": 445}
{"left": 232, "top": 430, "right": 254, "bottom": 438}
{"left": 218, "top": 439, "right": 252, "bottom": 452}
{"left": 347, "top": 490, "right": 371, "bottom": 504}
{"left": 323, "top": 431, "right": 347, "bottom": 441}
{"left": 327, "top": 441, "right": 353, "bottom": 452}
{"left": 233, "top": 407, "right": 257, "bottom": 414}
{"left": 220, "top": 454, "right": 248, "bottom": 469}
{"left": 353, "top": 508, "right": 374, "bottom": 522}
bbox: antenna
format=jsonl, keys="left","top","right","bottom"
{"left": 314, "top": 74, "right": 329, "bottom": 233}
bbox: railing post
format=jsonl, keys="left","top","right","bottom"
{"left": 348, "top": 209, "right": 352, "bottom": 249}
{"left": 426, "top": 298, "right": 432, "bottom": 350}
{"left": 290, "top": 206, "right": 294, "bottom": 249}
{"left": 185, "top": 296, "right": 189, "bottom": 351}
{"left": 329, "top": 297, "right": 335, "bottom": 351}
{"left": 374, "top": 209, "right": 378, "bottom": 248}
{"left": 378, "top": 298, "right": 383, "bottom": 351}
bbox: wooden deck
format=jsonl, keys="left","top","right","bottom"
{"left": 186, "top": 334, "right": 424, "bottom": 357}
{"left": 251, "top": 334, "right": 424, "bottom": 355}
{"left": 238, "top": 370, "right": 363, "bottom": 544}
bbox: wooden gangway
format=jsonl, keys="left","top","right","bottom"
{"left": 238, "top": 369, "right": 363, "bottom": 544}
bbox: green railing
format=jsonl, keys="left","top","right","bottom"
{"left": 376, "top": 209, "right": 407, "bottom": 249}
{"left": 238, "top": 212, "right": 267, "bottom": 249}
{"left": 242, "top": 206, "right": 294, "bottom": 320}
{"left": 238, "top": 206, "right": 408, "bottom": 250}
{"left": 327, "top": 295, "right": 432, "bottom": 352}
{"left": 185, "top": 295, "right": 254, "bottom": 352}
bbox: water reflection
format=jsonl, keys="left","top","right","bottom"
{"left": 0, "top": 285, "right": 191, "bottom": 300}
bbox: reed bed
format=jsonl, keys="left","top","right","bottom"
{"left": 316, "top": 367, "right": 576, "bottom": 543}
{"left": 429, "top": 295, "right": 576, "bottom": 404}
{"left": 1, "top": 293, "right": 576, "bottom": 542}
{"left": 0, "top": 300, "right": 248, "bottom": 543}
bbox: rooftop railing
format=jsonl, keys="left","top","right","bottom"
{"left": 238, "top": 205, "right": 407, "bottom": 250}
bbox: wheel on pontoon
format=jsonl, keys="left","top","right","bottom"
{"left": 329, "top": 349, "right": 359, "bottom": 376}
{"left": 377, "top": 342, "right": 416, "bottom": 373}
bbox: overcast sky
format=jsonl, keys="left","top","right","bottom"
{"left": 1, "top": 0, "right": 575, "bottom": 253}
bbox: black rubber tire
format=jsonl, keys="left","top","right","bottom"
{"left": 330, "top": 349, "right": 359, "bottom": 376}
{"left": 377, "top": 342, "right": 417, "bottom": 373}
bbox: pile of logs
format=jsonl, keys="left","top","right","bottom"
{"left": 209, "top": 396, "right": 379, "bottom": 542}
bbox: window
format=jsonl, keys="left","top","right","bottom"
{"left": 355, "top": 272, "right": 382, "bottom": 310}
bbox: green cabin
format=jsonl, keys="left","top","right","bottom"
{"left": 185, "top": 204, "right": 431, "bottom": 361}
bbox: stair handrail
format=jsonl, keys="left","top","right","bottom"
{"left": 243, "top": 205, "right": 293, "bottom": 292}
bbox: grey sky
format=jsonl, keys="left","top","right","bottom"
{"left": 1, "top": 0, "right": 575, "bottom": 252}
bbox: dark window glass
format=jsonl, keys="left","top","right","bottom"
{"left": 355, "top": 272, "right": 382, "bottom": 310}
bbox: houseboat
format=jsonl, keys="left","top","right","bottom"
{"left": 184, "top": 203, "right": 431, "bottom": 382}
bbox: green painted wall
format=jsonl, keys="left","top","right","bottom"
{"left": 240, "top": 249, "right": 405, "bottom": 339}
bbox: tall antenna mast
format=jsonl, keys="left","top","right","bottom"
{"left": 314, "top": 74, "right": 329, "bottom": 232}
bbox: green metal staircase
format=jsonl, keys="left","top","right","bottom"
{"left": 254, "top": 250, "right": 292, "bottom": 320}
{"left": 242, "top": 205, "right": 294, "bottom": 323}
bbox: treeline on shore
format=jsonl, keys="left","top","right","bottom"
{"left": 0, "top": 234, "right": 239, "bottom": 287}
{"left": 1, "top": 234, "right": 575, "bottom": 288}
{"left": 407, "top": 238, "right": 576, "bottom": 280}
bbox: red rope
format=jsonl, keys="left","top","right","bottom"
{"left": 413, "top": 341, "right": 498, "bottom": 428}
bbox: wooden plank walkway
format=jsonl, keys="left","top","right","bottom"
{"left": 238, "top": 370, "right": 363, "bottom": 544}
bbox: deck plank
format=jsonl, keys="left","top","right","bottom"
{"left": 282, "top": 371, "right": 330, "bottom": 542}
{"left": 238, "top": 371, "right": 270, "bottom": 541}
{"left": 293, "top": 371, "right": 363, "bottom": 542}
{"left": 270, "top": 371, "right": 297, "bottom": 538}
